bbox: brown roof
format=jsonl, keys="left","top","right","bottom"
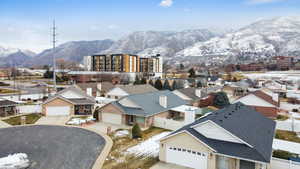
{"left": 115, "top": 84, "right": 158, "bottom": 95}
{"left": 251, "top": 90, "right": 279, "bottom": 107}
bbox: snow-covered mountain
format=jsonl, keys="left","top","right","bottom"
{"left": 29, "top": 39, "right": 114, "bottom": 66}
{"left": 175, "top": 17, "right": 300, "bottom": 63}
{"left": 104, "top": 29, "right": 216, "bottom": 58}
{"left": 0, "top": 46, "right": 35, "bottom": 58}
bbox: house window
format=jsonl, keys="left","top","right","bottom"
{"left": 136, "top": 117, "right": 145, "bottom": 123}
{"left": 115, "top": 96, "right": 118, "bottom": 99}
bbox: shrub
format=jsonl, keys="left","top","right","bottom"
{"left": 273, "top": 150, "right": 296, "bottom": 160}
{"left": 132, "top": 123, "right": 142, "bottom": 139}
{"left": 213, "top": 92, "right": 230, "bottom": 108}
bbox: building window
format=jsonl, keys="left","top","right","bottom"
{"left": 217, "top": 156, "right": 230, "bottom": 169}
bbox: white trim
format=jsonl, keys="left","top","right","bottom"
{"left": 191, "top": 120, "right": 253, "bottom": 148}
{"left": 214, "top": 152, "right": 268, "bottom": 165}
{"left": 160, "top": 130, "right": 217, "bottom": 152}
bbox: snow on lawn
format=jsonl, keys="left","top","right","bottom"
{"left": 115, "top": 130, "right": 129, "bottom": 137}
{"left": 0, "top": 153, "right": 30, "bottom": 169}
{"left": 125, "top": 132, "right": 170, "bottom": 158}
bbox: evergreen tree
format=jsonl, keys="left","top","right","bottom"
{"left": 133, "top": 75, "right": 141, "bottom": 85}
{"left": 148, "top": 79, "right": 154, "bottom": 86}
{"left": 213, "top": 92, "right": 230, "bottom": 108}
{"left": 141, "top": 77, "right": 147, "bottom": 84}
{"left": 197, "top": 81, "right": 202, "bottom": 88}
{"left": 179, "top": 63, "right": 184, "bottom": 70}
{"left": 188, "top": 68, "right": 196, "bottom": 78}
{"left": 163, "top": 80, "right": 172, "bottom": 91}
{"left": 131, "top": 123, "right": 142, "bottom": 139}
{"left": 154, "top": 79, "right": 163, "bottom": 90}
{"left": 172, "top": 80, "right": 177, "bottom": 91}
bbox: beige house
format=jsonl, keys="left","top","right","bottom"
{"left": 97, "top": 90, "right": 188, "bottom": 128}
{"left": 42, "top": 87, "right": 96, "bottom": 116}
{"left": 159, "top": 102, "right": 276, "bottom": 169}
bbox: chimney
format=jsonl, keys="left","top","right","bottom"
{"left": 97, "top": 82, "right": 102, "bottom": 91}
{"left": 195, "top": 89, "right": 202, "bottom": 98}
{"left": 87, "top": 88, "right": 92, "bottom": 96}
{"left": 272, "top": 93, "right": 279, "bottom": 103}
{"left": 159, "top": 95, "right": 167, "bottom": 108}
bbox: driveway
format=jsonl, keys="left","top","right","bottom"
{"left": 0, "top": 125, "right": 106, "bottom": 169}
{"left": 35, "top": 116, "right": 70, "bottom": 125}
{"left": 150, "top": 162, "right": 193, "bottom": 169}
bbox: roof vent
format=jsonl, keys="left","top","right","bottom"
{"left": 219, "top": 119, "right": 223, "bottom": 122}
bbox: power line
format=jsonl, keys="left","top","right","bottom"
{"left": 52, "top": 20, "right": 57, "bottom": 92}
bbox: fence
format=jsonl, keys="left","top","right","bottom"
{"left": 153, "top": 117, "right": 185, "bottom": 131}
{"left": 17, "top": 105, "right": 42, "bottom": 114}
{"left": 271, "top": 157, "right": 300, "bottom": 169}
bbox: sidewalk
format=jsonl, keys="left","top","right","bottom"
{"left": 0, "top": 120, "right": 10, "bottom": 128}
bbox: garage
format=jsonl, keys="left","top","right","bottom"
{"left": 166, "top": 146, "right": 208, "bottom": 169}
{"left": 102, "top": 113, "right": 122, "bottom": 124}
{"left": 46, "top": 106, "right": 71, "bottom": 116}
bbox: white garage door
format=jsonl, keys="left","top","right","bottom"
{"left": 102, "top": 113, "right": 122, "bottom": 124}
{"left": 166, "top": 146, "right": 208, "bottom": 169}
{"left": 46, "top": 106, "right": 70, "bottom": 116}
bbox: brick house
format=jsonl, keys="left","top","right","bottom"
{"left": 233, "top": 90, "right": 279, "bottom": 118}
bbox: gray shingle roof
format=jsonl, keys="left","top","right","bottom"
{"left": 116, "top": 84, "right": 158, "bottom": 95}
{"left": 111, "top": 90, "right": 188, "bottom": 117}
{"left": 177, "top": 88, "right": 207, "bottom": 101}
{"left": 0, "top": 99, "right": 18, "bottom": 107}
{"left": 169, "top": 102, "right": 275, "bottom": 163}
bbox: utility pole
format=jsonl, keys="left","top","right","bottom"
{"left": 52, "top": 20, "right": 57, "bottom": 93}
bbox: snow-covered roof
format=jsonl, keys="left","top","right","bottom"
{"left": 171, "top": 105, "right": 200, "bottom": 113}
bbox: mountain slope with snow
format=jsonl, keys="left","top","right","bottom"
{"left": 104, "top": 29, "right": 216, "bottom": 58}
{"left": 175, "top": 17, "right": 300, "bottom": 63}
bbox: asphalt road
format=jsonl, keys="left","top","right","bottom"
{"left": 0, "top": 125, "right": 106, "bottom": 169}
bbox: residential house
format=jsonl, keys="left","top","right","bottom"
{"left": 75, "top": 82, "right": 114, "bottom": 97}
{"left": 97, "top": 90, "right": 187, "bottom": 128}
{"left": 159, "top": 102, "right": 276, "bottom": 169}
{"left": 173, "top": 88, "right": 207, "bottom": 106}
{"left": 42, "top": 86, "right": 96, "bottom": 116}
{"left": 0, "top": 99, "right": 18, "bottom": 117}
{"left": 105, "top": 84, "right": 158, "bottom": 100}
{"left": 233, "top": 90, "right": 279, "bottom": 118}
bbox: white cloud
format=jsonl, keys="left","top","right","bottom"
{"left": 159, "top": 0, "right": 173, "bottom": 7}
{"left": 247, "top": 0, "right": 287, "bottom": 4}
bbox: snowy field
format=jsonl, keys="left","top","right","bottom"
{"left": 242, "top": 71, "right": 300, "bottom": 82}
{"left": 126, "top": 132, "right": 170, "bottom": 158}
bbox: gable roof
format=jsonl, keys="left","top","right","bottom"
{"left": 177, "top": 88, "right": 207, "bottom": 101}
{"left": 115, "top": 84, "right": 158, "bottom": 95}
{"left": 251, "top": 90, "right": 279, "bottom": 107}
{"left": 110, "top": 90, "right": 188, "bottom": 117}
{"left": 43, "top": 86, "right": 96, "bottom": 105}
{"left": 0, "top": 99, "right": 18, "bottom": 107}
{"left": 164, "top": 102, "right": 276, "bottom": 163}
{"left": 76, "top": 82, "right": 114, "bottom": 94}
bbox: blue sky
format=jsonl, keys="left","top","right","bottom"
{"left": 0, "top": 0, "right": 299, "bottom": 52}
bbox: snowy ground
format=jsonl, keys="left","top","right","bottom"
{"left": 0, "top": 153, "right": 30, "bottom": 169}
{"left": 280, "top": 102, "right": 300, "bottom": 112}
{"left": 273, "top": 139, "right": 300, "bottom": 155}
{"left": 242, "top": 71, "right": 300, "bottom": 82}
{"left": 125, "top": 132, "right": 171, "bottom": 158}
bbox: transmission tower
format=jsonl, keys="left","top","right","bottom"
{"left": 52, "top": 20, "right": 57, "bottom": 92}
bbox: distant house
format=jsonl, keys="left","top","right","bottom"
{"left": 97, "top": 90, "right": 187, "bottom": 128}
{"left": 75, "top": 82, "right": 114, "bottom": 97}
{"left": 42, "top": 86, "right": 96, "bottom": 116}
{"left": 159, "top": 102, "right": 276, "bottom": 169}
{"left": 0, "top": 99, "right": 18, "bottom": 117}
{"left": 105, "top": 84, "right": 158, "bottom": 100}
{"left": 233, "top": 90, "right": 279, "bottom": 118}
{"left": 173, "top": 88, "right": 207, "bottom": 106}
